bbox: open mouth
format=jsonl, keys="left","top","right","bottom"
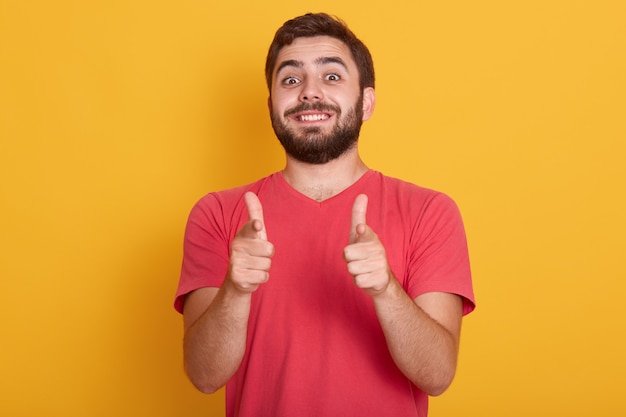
{"left": 296, "top": 113, "right": 331, "bottom": 122}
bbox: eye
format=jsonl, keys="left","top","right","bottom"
{"left": 282, "top": 76, "right": 300, "bottom": 86}
{"left": 324, "top": 73, "right": 341, "bottom": 82}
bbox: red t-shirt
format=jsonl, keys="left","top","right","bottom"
{"left": 175, "top": 170, "right": 475, "bottom": 417}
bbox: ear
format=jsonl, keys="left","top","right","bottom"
{"left": 267, "top": 96, "right": 271, "bottom": 111}
{"left": 361, "top": 87, "right": 376, "bottom": 121}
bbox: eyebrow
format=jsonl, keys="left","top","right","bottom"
{"left": 275, "top": 56, "right": 349, "bottom": 75}
{"left": 315, "top": 56, "right": 348, "bottom": 70}
{"left": 275, "top": 59, "right": 303, "bottom": 75}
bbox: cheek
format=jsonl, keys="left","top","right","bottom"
{"left": 271, "top": 93, "right": 297, "bottom": 115}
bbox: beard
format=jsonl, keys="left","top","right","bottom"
{"left": 270, "top": 95, "right": 364, "bottom": 165}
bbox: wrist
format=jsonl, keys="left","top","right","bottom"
{"left": 222, "top": 276, "right": 256, "bottom": 300}
{"left": 370, "top": 272, "right": 401, "bottom": 301}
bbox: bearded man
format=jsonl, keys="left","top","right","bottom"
{"left": 174, "top": 12, "right": 475, "bottom": 417}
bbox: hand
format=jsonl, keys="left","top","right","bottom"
{"left": 227, "top": 192, "right": 274, "bottom": 293}
{"left": 344, "top": 194, "right": 392, "bottom": 296}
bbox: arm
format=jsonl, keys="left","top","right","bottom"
{"left": 371, "top": 284, "right": 462, "bottom": 396}
{"left": 182, "top": 192, "right": 273, "bottom": 394}
{"left": 344, "top": 195, "right": 463, "bottom": 396}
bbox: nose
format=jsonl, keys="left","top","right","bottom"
{"left": 299, "top": 78, "right": 324, "bottom": 102}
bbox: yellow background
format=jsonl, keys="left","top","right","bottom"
{"left": 1, "top": 0, "right": 625, "bottom": 415}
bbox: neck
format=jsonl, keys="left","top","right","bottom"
{"left": 282, "top": 148, "right": 369, "bottom": 202}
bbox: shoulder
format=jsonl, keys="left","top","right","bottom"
{"left": 367, "top": 171, "right": 460, "bottom": 214}
{"left": 190, "top": 173, "right": 278, "bottom": 216}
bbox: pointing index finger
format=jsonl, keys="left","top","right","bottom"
{"left": 350, "top": 194, "right": 368, "bottom": 243}
{"left": 244, "top": 191, "right": 267, "bottom": 240}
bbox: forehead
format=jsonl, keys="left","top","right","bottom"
{"left": 274, "top": 36, "right": 356, "bottom": 71}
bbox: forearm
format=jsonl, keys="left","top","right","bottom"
{"left": 182, "top": 192, "right": 272, "bottom": 394}
{"left": 372, "top": 279, "right": 460, "bottom": 396}
{"left": 183, "top": 282, "right": 251, "bottom": 394}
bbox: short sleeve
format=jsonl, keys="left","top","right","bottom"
{"left": 406, "top": 193, "right": 475, "bottom": 315}
{"left": 173, "top": 194, "right": 233, "bottom": 313}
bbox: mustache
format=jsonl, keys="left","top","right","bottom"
{"left": 284, "top": 102, "right": 341, "bottom": 117}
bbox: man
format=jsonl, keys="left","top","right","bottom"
{"left": 175, "top": 12, "right": 475, "bottom": 417}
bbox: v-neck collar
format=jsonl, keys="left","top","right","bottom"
{"left": 275, "top": 169, "right": 375, "bottom": 207}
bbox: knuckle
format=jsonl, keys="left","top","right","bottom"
{"left": 263, "top": 242, "right": 275, "bottom": 257}
{"left": 354, "top": 275, "right": 368, "bottom": 288}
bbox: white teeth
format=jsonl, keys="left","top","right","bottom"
{"left": 299, "top": 114, "right": 328, "bottom": 121}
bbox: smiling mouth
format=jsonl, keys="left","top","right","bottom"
{"left": 286, "top": 103, "right": 339, "bottom": 122}
{"left": 296, "top": 113, "right": 331, "bottom": 122}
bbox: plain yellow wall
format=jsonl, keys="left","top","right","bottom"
{"left": 1, "top": 0, "right": 625, "bottom": 416}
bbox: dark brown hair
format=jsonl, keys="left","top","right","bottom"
{"left": 265, "top": 13, "right": 375, "bottom": 92}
